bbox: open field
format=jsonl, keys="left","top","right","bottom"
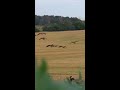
{"left": 35, "top": 30, "right": 85, "bottom": 80}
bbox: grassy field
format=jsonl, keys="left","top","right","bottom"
{"left": 35, "top": 30, "right": 85, "bottom": 80}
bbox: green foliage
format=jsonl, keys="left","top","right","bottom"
{"left": 35, "top": 59, "right": 85, "bottom": 90}
{"left": 73, "top": 21, "right": 85, "bottom": 30}
{"left": 35, "top": 27, "right": 40, "bottom": 32}
{"left": 35, "top": 15, "right": 85, "bottom": 31}
{"left": 79, "top": 71, "right": 82, "bottom": 80}
{"left": 43, "top": 23, "right": 65, "bottom": 31}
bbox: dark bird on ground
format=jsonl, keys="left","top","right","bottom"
{"left": 39, "top": 37, "right": 46, "bottom": 40}
{"left": 70, "top": 76, "right": 84, "bottom": 84}
{"left": 70, "top": 76, "right": 75, "bottom": 81}
{"left": 58, "top": 46, "right": 63, "bottom": 48}
{"left": 46, "top": 45, "right": 51, "bottom": 47}
{"left": 71, "top": 41, "right": 79, "bottom": 44}
{"left": 62, "top": 46, "right": 66, "bottom": 48}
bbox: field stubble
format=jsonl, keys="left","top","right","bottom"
{"left": 35, "top": 30, "right": 85, "bottom": 80}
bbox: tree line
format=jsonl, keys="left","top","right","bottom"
{"left": 35, "top": 15, "right": 85, "bottom": 32}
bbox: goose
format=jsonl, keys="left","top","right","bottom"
{"left": 70, "top": 76, "right": 84, "bottom": 84}
{"left": 69, "top": 76, "right": 75, "bottom": 81}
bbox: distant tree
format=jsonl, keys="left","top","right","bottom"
{"left": 43, "top": 23, "right": 65, "bottom": 31}
{"left": 35, "top": 15, "right": 85, "bottom": 31}
{"left": 35, "top": 15, "right": 40, "bottom": 25}
{"left": 73, "top": 21, "right": 85, "bottom": 30}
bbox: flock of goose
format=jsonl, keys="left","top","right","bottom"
{"left": 35, "top": 32, "right": 79, "bottom": 49}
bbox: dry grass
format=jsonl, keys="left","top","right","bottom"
{"left": 35, "top": 30, "right": 85, "bottom": 80}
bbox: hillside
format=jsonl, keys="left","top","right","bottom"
{"left": 35, "top": 15, "right": 85, "bottom": 32}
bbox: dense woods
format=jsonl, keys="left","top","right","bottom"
{"left": 35, "top": 15, "right": 85, "bottom": 32}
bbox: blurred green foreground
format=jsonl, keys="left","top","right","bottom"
{"left": 35, "top": 59, "right": 85, "bottom": 90}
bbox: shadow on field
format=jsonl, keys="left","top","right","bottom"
{"left": 35, "top": 58, "right": 85, "bottom": 90}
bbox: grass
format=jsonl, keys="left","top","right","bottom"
{"left": 35, "top": 30, "right": 85, "bottom": 80}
